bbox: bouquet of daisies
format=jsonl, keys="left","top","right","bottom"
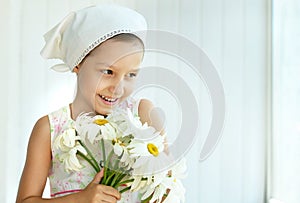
{"left": 54, "top": 107, "right": 186, "bottom": 203}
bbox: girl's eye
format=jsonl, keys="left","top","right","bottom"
{"left": 127, "top": 72, "right": 137, "bottom": 78}
{"left": 101, "top": 69, "right": 113, "bottom": 75}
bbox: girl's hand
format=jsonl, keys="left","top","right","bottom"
{"left": 78, "top": 169, "right": 121, "bottom": 203}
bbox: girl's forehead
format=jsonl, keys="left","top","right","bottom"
{"left": 89, "top": 39, "right": 144, "bottom": 64}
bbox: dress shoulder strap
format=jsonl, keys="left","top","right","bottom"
{"left": 48, "top": 105, "right": 74, "bottom": 139}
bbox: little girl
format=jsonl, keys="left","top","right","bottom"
{"left": 16, "top": 4, "right": 159, "bottom": 203}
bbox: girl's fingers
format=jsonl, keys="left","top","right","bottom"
{"left": 86, "top": 169, "right": 121, "bottom": 202}
{"left": 100, "top": 194, "right": 119, "bottom": 203}
{"left": 101, "top": 185, "right": 121, "bottom": 200}
{"left": 92, "top": 168, "right": 104, "bottom": 184}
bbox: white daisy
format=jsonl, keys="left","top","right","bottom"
{"left": 125, "top": 108, "right": 158, "bottom": 140}
{"left": 127, "top": 175, "right": 149, "bottom": 192}
{"left": 128, "top": 133, "right": 165, "bottom": 157}
{"left": 163, "top": 178, "right": 185, "bottom": 203}
{"left": 75, "top": 113, "right": 118, "bottom": 143}
{"left": 126, "top": 130, "right": 173, "bottom": 176}
{"left": 75, "top": 113, "right": 103, "bottom": 143}
{"left": 169, "top": 158, "right": 187, "bottom": 179}
{"left": 140, "top": 178, "right": 166, "bottom": 203}
{"left": 140, "top": 171, "right": 185, "bottom": 203}
{"left": 59, "top": 143, "right": 87, "bottom": 172}
{"left": 54, "top": 128, "right": 79, "bottom": 152}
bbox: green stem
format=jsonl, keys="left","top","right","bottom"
{"left": 113, "top": 158, "right": 120, "bottom": 170}
{"left": 77, "top": 151, "right": 99, "bottom": 173}
{"left": 101, "top": 139, "right": 106, "bottom": 164}
{"left": 103, "top": 149, "right": 115, "bottom": 184}
{"left": 119, "top": 186, "right": 131, "bottom": 194}
{"left": 115, "top": 178, "right": 134, "bottom": 188}
{"left": 115, "top": 176, "right": 148, "bottom": 188}
{"left": 141, "top": 193, "right": 168, "bottom": 203}
{"left": 78, "top": 140, "right": 100, "bottom": 172}
{"left": 101, "top": 167, "right": 108, "bottom": 184}
{"left": 104, "top": 170, "right": 115, "bottom": 185}
{"left": 108, "top": 158, "right": 123, "bottom": 188}
{"left": 111, "top": 172, "right": 123, "bottom": 187}
{"left": 106, "top": 149, "right": 114, "bottom": 169}
{"left": 141, "top": 194, "right": 154, "bottom": 203}
{"left": 99, "top": 167, "right": 107, "bottom": 185}
{"left": 99, "top": 139, "right": 107, "bottom": 183}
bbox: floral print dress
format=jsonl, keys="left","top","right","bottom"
{"left": 47, "top": 97, "right": 141, "bottom": 202}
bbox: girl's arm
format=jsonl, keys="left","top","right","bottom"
{"left": 16, "top": 116, "right": 53, "bottom": 202}
{"left": 16, "top": 116, "right": 120, "bottom": 203}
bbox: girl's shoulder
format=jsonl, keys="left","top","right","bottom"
{"left": 26, "top": 115, "right": 51, "bottom": 159}
{"left": 137, "top": 98, "right": 154, "bottom": 124}
{"left": 125, "top": 97, "right": 163, "bottom": 131}
{"left": 137, "top": 98, "right": 165, "bottom": 133}
{"left": 30, "top": 105, "right": 70, "bottom": 138}
{"left": 33, "top": 115, "right": 51, "bottom": 135}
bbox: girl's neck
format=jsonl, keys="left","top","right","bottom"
{"left": 70, "top": 102, "right": 91, "bottom": 120}
{"left": 70, "top": 102, "right": 108, "bottom": 120}
{"left": 69, "top": 103, "right": 77, "bottom": 120}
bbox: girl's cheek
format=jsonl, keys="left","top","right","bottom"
{"left": 125, "top": 84, "right": 135, "bottom": 95}
{"left": 95, "top": 76, "right": 109, "bottom": 87}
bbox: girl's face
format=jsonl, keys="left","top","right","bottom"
{"left": 73, "top": 37, "right": 144, "bottom": 116}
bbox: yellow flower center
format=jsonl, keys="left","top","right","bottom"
{"left": 93, "top": 119, "right": 108, "bottom": 126}
{"left": 147, "top": 143, "right": 159, "bottom": 157}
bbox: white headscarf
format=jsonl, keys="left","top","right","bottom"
{"left": 40, "top": 4, "right": 147, "bottom": 72}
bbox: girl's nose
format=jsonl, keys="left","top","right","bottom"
{"left": 109, "top": 79, "right": 124, "bottom": 96}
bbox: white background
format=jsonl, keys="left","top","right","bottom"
{"left": 0, "top": 0, "right": 298, "bottom": 203}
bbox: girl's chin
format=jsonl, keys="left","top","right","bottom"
{"left": 95, "top": 104, "right": 119, "bottom": 115}
{"left": 95, "top": 107, "right": 112, "bottom": 116}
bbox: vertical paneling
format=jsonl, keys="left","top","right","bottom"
{"left": 135, "top": 0, "right": 158, "bottom": 29}
{"left": 177, "top": 0, "right": 202, "bottom": 45}
{"left": 19, "top": 0, "right": 48, "bottom": 163}
{"left": 155, "top": 0, "right": 180, "bottom": 32}
{"left": 5, "top": 0, "right": 23, "bottom": 202}
{"left": 272, "top": 0, "right": 300, "bottom": 203}
{"left": 243, "top": 0, "right": 268, "bottom": 202}
{"left": 0, "top": 0, "right": 11, "bottom": 201}
{"left": 201, "top": 0, "right": 224, "bottom": 72}
{"left": 221, "top": 0, "right": 245, "bottom": 202}
{"left": 1, "top": 0, "right": 268, "bottom": 202}
{"left": 0, "top": 1, "right": 12, "bottom": 201}
{"left": 197, "top": 0, "right": 224, "bottom": 202}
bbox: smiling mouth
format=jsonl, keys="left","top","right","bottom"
{"left": 99, "top": 95, "right": 119, "bottom": 103}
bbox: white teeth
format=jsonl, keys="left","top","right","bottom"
{"left": 100, "top": 95, "right": 117, "bottom": 102}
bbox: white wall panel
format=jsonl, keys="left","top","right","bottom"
{"left": 0, "top": 0, "right": 268, "bottom": 202}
